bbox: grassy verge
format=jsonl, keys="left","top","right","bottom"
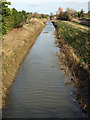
{"left": 56, "top": 21, "right": 89, "bottom": 69}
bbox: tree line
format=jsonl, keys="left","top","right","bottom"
{"left": 50, "top": 7, "right": 86, "bottom": 21}
{"left": 2, "top": 1, "right": 27, "bottom": 35}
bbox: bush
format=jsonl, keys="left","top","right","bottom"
{"left": 57, "top": 11, "right": 71, "bottom": 21}
{"left": 2, "top": 2, "right": 11, "bottom": 34}
{"left": 2, "top": 2, "right": 28, "bottom": 34}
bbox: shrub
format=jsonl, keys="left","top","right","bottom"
{"left": 2, "top": 2, "right": 28, "bottom": 34}
{"left": 57, "top": 11, "right": 71, "bottom": 21}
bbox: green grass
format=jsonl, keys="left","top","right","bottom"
{"left": 56, "top": 21, "right": 89, "bottom": 66}
{"left": 29, "top": 23, "right": 33, "bottom": 26}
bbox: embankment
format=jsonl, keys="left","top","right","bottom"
{"left": 53, "top": 21, "right": 89, "bottom": 113}
{"left": 2, "top": 18, "right": 47, "bottom": 107}
{"left": 72, "top": 18, "right": 90, "bottom": 27}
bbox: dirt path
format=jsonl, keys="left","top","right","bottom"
{"left": 63, "top": 21, "right": 89, "bottom": 30}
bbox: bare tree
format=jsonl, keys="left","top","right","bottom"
{"left": 58, "top": 7, "right": 63, "bottom": 14}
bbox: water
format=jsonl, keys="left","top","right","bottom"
{"left": 3, "top": 21, "right": 87, "bottom": 118}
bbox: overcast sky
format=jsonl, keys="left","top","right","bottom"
{"left": 7, "top": 0, "right": 89, "bottom": 14}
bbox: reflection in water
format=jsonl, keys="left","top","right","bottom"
{"left": 3, "top": 22, "right": 87, "bottom": 118}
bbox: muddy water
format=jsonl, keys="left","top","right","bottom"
{"left": 3, "top": 21, "right": 87, "bottom": 118}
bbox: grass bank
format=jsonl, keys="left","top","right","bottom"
{"left": 53, "top": 20, "right": 89, "bottom": 113}
{"left": 2, "top": 18, "right": 47, "bottom": 107}
{"left": 55, "top": 21, "right": 89, "bottom": 68}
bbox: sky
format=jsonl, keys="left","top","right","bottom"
{"left": 7, "top": 0, "right": 89, "bottom": 14}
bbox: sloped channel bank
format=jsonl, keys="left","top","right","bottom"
{"left": 53, "top": 21, "right": 89, "bottom": 113}
{"left": 2, "top": 18, "right": 47, "bottom": 107}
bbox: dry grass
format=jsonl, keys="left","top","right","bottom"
{"left": 2, "top": 18, "right": 47, "bottom": 107}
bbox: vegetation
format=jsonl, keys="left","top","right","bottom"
{"left": 50, "top": 12, "right": 54, "bottom": 20}
{"left": 28, "top": 12, "right": 48, "bottom": 20}
{"left": 57, "top": 11, "right": 71, "bottom": 21}
{"left": 2, "top": 1, "right": 27, "bottom": 34}
{"left": 67, "top": 21, "right": 90, "bottom": 28}
{"left": 57, "top": 7, "right": 86, "bottom": 21}
{"left": 2, "top": 1, "right": 48, "bottom": 35}
{"left": 56, "top": 21, "right": 89, "bottom": 66}
{"left": 40, "top": 14, "right": 47, "bottom": 19}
